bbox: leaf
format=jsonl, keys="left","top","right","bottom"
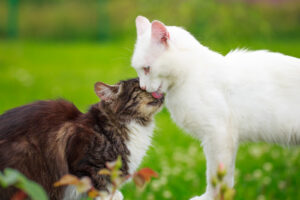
{"left": 211, "top": 177, "right": 218, "bottom": 187}
{"left": 110, "top": 170, "right": 122, "bottom": 182}
{"left": 54, "top": 175, "right": 92, "bottom": 194}
{"left": 76, "top": 177, "right": 92, "bottom": 193}
{"left": 133, "top": 168, "right": 158, "bottom": 188}
{"left": 0, "top": 168, "right": 20, "bottom": 187}
{"left": 87, "top": 188, "right": 100, "bottom": 198}
{"left": 224, "top": 189, "right": 235, "bottom": 200}
{"left": 114, "top": 156, "right": 122, "bottom": 170}
{"left": 135, "top": 168, "right": 158, "bottom": 182}
{"left": 217, "top": 163, "right": 226, "bottom": 180}
{"left": 0, "top": 169, "right": 48, "bottom": 200}
{"left": 106, "top": 156, "right": 123, "bottom": 170}
{"left": 54, "top": 174, "right": 80, "bottom": 187}
{"left": 80, "top": 197, "right": 94, "bottom": 200}
{"left": 16, "top": 179, "right": 48, "bottom": 200}
{"left": 98, "top": 169, "right": 111, "bottom": 176}
{"left": 133, "top": 174, "right": 146, "bottom": 188}
{"left": 11, "top": 190, "right": 27, "bottom": 200}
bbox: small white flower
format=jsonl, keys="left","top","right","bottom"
{"left": 257, "top": 194, "right": 266, "bottom": 200}
{"left": 278, "top": 181, "right": 286, "bottom": 190}
{"left": 163, "top": 190, "right": 172, "bottom": 199}
{"left": 263, "top": 162, "right": 273, "bottom": 172}
{"left": 253, "top": 169, "right": 262, "bottom": 179}
{"left": 262, "top": 176, "right": 271, "bottom": 185}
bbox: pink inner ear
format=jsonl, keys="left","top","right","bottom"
{"left": 151, "top": 21, "right": 169, "bottom": 44}
{"left": 94, "top": 82, "right": 113, "bottom": 101}
{"left": 136, "top": 16, "right": 150, "bottom": 36}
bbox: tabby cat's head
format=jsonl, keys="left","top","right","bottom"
{"left": 94, "top": 78, "right": 163, "bottom": 124}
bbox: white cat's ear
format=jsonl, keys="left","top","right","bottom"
{"left": 151, "top": 20, "right": 169, "bottom": 45}
{"left": 136, "top": 16, "right": 150, "bottom": 37}
{"left": 94, "top": 82, "right": 121, "bottom": 102}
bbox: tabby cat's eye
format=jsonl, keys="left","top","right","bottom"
{"left": 143, "top": 66, "right": 150, "bottom": 75}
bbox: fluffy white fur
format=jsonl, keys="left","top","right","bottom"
{"left": 131, "top": 16, "right": 300, "bottom": 200}
{"left": 126, "top": 121, "right": 155, "bottom": 174}
{"left": 63, "top": 121, "right": 155, "bottom": 200}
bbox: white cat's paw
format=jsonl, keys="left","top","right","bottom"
{"left": 189, "top": 193, "right": 212, "bottom": 200}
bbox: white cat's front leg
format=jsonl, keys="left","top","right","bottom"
{"left": 190, "top": 128, "right": 238, "bottom": 200}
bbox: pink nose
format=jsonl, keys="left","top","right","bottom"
{"left": 141, "top": 86, "right": 146, "bottom": 90}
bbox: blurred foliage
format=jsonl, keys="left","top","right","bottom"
{"left": 0, "top": 168, "right": 48, "bottom": 200}
{"left": 0, "top": 0, "right": 299, "bottom": 42}
{"left": 54, "top": 156, "right": 158, "bottom": 199}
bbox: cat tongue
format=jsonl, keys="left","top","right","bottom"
{"left": 151, "top": 91, "right": 164, "bottom": 99}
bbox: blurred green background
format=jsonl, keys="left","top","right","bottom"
{"left": 1, "top": 0, "right": 300, "bottom": 199}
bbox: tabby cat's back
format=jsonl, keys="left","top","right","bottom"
{"left": 0, "top": 100, "right": 82, "bottom": 140}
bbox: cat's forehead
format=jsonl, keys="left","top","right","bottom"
{"left": 132, "top": 39, "right": 163, "bottom": 69}
{"left": 132, "top": 28, "right": 166, "bottom": 68}
{"left": 119, "top": 78, "right": 139, "bottom": 88}
{"left": 132, "top": 41, "right": 152, "bottom": 69}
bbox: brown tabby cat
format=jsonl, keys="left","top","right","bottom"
{"left": 0, "top": 78, "right": 163, "bottom": 200}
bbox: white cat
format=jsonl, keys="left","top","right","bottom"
{"left": 131, "top": 16, "right": 300, "bottom": 200}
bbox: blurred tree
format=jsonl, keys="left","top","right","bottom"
{"left": 2, "top": 0, "right": 299, "bottom": 41}
{"left": 7, "top": 0, "right": 19, "bottom": 38}
{"left": 98, "top": 0, "right": 110, "bottom": 40}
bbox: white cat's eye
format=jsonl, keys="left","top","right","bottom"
{"left": 143, "top": 66, "right": 150, "bottom": 75}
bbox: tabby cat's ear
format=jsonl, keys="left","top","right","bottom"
{"left": 94, "top": 82, "right": 121, "bottom": 102}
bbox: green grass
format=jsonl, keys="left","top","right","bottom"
{"left": 0, "top": 39, "right": 300, "bottom": 200}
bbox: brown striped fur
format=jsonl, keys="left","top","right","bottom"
{"left": 0, "top": 78, "right": 163, "bottom": 200}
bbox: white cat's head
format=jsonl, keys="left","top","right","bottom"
{"left": 131, "top": 16, "right": 168, "bottom": 99}
{"left": 132, "top": 16, "right": 175, "bottom": 98}
{"left": 131, "top": 16, "right": 200, "bottom": 98}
